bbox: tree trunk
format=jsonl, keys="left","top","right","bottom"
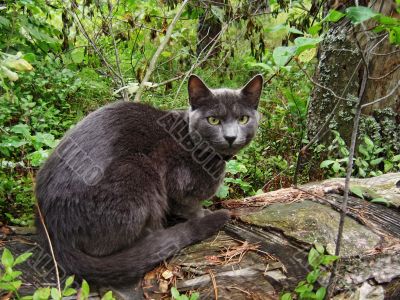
{"left": 306, "top": 0, "right": 399, "bottom": 145}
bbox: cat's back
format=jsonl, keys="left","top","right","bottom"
{"left": 36, "top": 102, "right": 169, "bottom": 192}
{"left": 73, "top": 101, "right": 166, "bottom": 150}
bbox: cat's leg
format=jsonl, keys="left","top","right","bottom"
{"left": 68, "top": 154, "right": 168, "bottom": 258}
{"left": 167, "top": 199, "right": 213, "bottom": 222}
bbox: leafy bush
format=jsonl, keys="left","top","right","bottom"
{"left": 281, "top": 244, "right": 338, "bottom": 300}
{"left": 0, "top": 248, "right": 115, "bottom": 300}
{"left": 320, "top": 131, "right": 400, "bottom": 178}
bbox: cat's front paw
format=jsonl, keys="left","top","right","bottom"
{"left": 197, "top": 209, "right": 230, "bottom": 235}
{"left": 195, "top": 208, "right": 212, "bottom": 217}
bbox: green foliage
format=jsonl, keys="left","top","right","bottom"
{"left": 281, "top": 244, "right": 338, "bottom": 300}
{"left": 171, "top": 287, "right": 199, "bottom": 300}
{"left": 0, "top": 248, "right": 115, "bottom": 300}
{"left": 0, "top": 58, "right": 111, "bottom": 224}
{"left": 319, "top": 131, "right": 400, "bottom": 179}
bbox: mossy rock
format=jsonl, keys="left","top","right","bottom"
{"left": 240, "top": 200, "right": 381, "bottom": 257}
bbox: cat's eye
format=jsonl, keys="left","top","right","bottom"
{"left": 239, "top": 115, "right": 249, "bottom": 125}
{"left": 207, "top": 116, "right": 220, "bottom": 125}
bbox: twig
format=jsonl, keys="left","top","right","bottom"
{"left": 66, "top": 5, "right": 122, "bottom": 83}
{"left": 326, "top": 30, "right": 370, "bottom": 297}
{"left": 369, "top": 65, "right": 400, "bottom": 81}
{"left": 107, "top": 0, "right": 128, "bottom": 101}
{"left": 134, "top": 0, "right": 190, "bottom": 102}
{"left": 361, "top": 80, "right": 400, "bottom": 108}
{"left": 296, "top": 60, "right": 356, "bottom": 103}
{"left": 173, "top": 22, "right": 229, "bottom": 102}
{"left": 208, "top": 269, "right": 218, "bottom": 300}
{"left": 371, "top": 49, "right": 400, "bottom": 56}
{"left": 36, "top": 203, "right": 61, "bottom": 294}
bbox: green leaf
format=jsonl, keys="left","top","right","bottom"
{"left": 64, "top": 276, "right": 75, "bottom": 289}
{"left": 71, "top": 48, "right": 85, "bottom": 64}
{"left": 370, "top": 158, "right": 383, "bottom": 166}
{"left": 34, "top": 132, "right": 57, "bottom": 148}
{"left": 10, "top": 124, "right": 31, "bottom": 138}
{"left": 265, "top": 23, "right": 287, "bottom": 33}
{"left": 345, "top": 6, "right": 379, "bottom": 24}
{"left": 62, "top": 288, "right": 77, "bottom": 297}
{"left": 201, "top": 199, "right": 213, "bottom": 207}
{"left": 321, "top": 255, "right": 339, "bottom": 266}
{"left": 308, "top": 23, "right": 322, "bottom": 35}
{"left": 371, "top": 197, "right": 391, "bottom": 207}
{"left": 216, "top": 184, "right": 229, "bottom": 199}
{"left": 2, "top": 248, "right": 14, "bottom": 268}
{"left": 320, "top": 160, "right": 334, "bottom": 168}
{"left": 226, "top": 160, "right": 247, "bottom": 174}
{"left": 350, "top": 186, "right": 364, "bottom": 199}
{"left": 323, "top": 10, "right": 345, "bottom": 23}
{"left": 306, "top": 269, "right": 320, "bottom": 284}
{"left": 101, "top": 291, "right": 115, "bottom": 300}
{"left": 210, "top": 6, "right": 224, "bottom": 22}
{"left": 332, "top": 161, "right": 341, "bottom": 173}
{"left": 0, "top": 16, "right": 10, "bottom": 28}
{"left": 189, "top": 292, "right": 200, "bottom": 300}
{"left": 50, "top": 288, "right": 61, "bottom": 300}
{"left": 363, "top": 136, "right": 374, "bottom": 150}
{"left": 316, "top": 287, "right": 327, "bottom": 300}
{"left": 33, "top": 287, "right": 51, "bottom": 300}
{"left": 288, "top": 27, "right": 303, "bottom": 35}
{"left": 384, "top": 160, "right": 393, "bottom": 173}
{"left": 23, "top": 53, "right": 37, "bottom": 63}
{"left": 81, "top": 280, "right": 90, "bottom": 299}
{"left": 280, "top": 293, "right": 293, "bottom": 300}
{"left": 308, "top": 247, "right": 322, "bottom": 268}
{"left": 171, "top": 287, "right": 181, "bottom": 299}
{"left": 392, "top": 154, "right": 400, "bottom": 162}
{"left": 7, "top": 270, "right": 22, "bottom": 280}
{"left": 295, "top": 283, "right": 313, "bottom": 293}
{"left": 273, "top": 46, "right": 296, "bottom": 66}
{"left": 0, "top": 281, "right": 17, "bottom": 291}
{"left": 315, "top": 243, "right": 324, "bottom": 254}
{"left": 14, "top": 252, "right": 32, "bottom": 265}
{"left": 27, "top": 149, "right": 50, "bottom": 167}
{"left": 294, "top": 37, "right": 322, "bottom": 55}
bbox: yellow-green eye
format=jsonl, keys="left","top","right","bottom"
{"left": 207, "top": 116, "right": 220, "bottom": 125}
{"left": 239, "top": 115, "right": 249, "bottom": 125}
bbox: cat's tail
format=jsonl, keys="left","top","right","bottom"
{"left": 54, "top": 210, "right": 229, "bottom": 286}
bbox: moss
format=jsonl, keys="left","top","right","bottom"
{"left": 240, "top": 200, "right": 381, "bottom": 257}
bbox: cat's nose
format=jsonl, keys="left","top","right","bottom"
{"left": 224, "top": 136, "right": 236, "bottom": 146}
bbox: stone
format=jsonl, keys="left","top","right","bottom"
{"left": 240, "top": 200, "right": 381, "bottom": 257}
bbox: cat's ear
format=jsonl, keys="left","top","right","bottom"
{"left": 240, "top": 74, "right": 263, "bottom": 108}
{"left": 188, "top": 75, "right": 212, "bottom": 109}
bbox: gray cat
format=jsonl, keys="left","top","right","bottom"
{"left": 35, "top": 74, "right": 263, "bottom": 287}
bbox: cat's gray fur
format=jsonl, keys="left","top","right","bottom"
{"left": 35, "top": 74, "right": 263, "bottom": 286}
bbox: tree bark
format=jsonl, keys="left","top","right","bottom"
{"left": 306, "top": 0, "right": 399, "bottom": 145}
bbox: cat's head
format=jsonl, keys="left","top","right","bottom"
{"left": 188, "top": 74, "right": 263, "bottom": 156}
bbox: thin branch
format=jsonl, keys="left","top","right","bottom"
{"left": 67, "top": 5, "right": 122, "bottom": 83}
{"left": 134, "top": 0, "right": 190, "bottom": 102}
{"left": 107, "top": 0, "right": 128, "bottom": 101}
{"left": 36, "top": 203, "right": 61, "bottom": 294}
{"left": 371, "top": 48, "right": 400, "bottom": 56}
{"left": 173, "top": 22, "right": 229, "bottom": 102}
{"left": 361, "top": 80, "right": 400, "bottom": 108}
{"left": 296, "top": 59, "right": 363, "bottom": 156}
{"left": 149, "top": 74, "right": 186, "bottom": 89}
{"left": 369, "top": 64, "right": 400, "bottom": 81}
{"left": 327, "top": 29, "right": 371, "bottom": 297}
{"left": 295, "top": 59, "right": 356, "bottom": 103}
